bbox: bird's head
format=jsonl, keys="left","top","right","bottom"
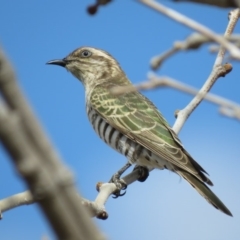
{"left": 47, "top": 47, "right": 125, "bottom": 89}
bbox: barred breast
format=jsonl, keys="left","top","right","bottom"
{"left": 87, "top": 104, "right": 139, "bottom": 163}
{"left": 86, "top": 104, "right": 174, "bottom": 170}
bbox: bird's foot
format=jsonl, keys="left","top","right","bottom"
{"left": 109, "top": 162, "right": 131, "bottom": 198}
{"left": 110, "top": 173, "right": 127, "bottom": 198}
{"left": 133, "top": 166, "right": 149, "bottom": 182}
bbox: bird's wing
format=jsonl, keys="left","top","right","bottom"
{"left": 90, "top": 84, "right": 211, "bottom": 185}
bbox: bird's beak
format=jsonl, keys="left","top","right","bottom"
{"left": 46, "top": 58, "right": 67, "bottom": 67}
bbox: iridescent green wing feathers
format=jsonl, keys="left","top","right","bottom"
{"left": 90, "top": 82, "right": 212, "bottom": 185}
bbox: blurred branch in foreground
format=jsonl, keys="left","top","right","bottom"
{"left": 0, "top": 48, "right": 104, "bottom": 240}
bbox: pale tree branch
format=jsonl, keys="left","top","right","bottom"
{"left": 203, "top": 35, "right": 240, "bottom": 56}
{"left": 0, "top": 191, "right": 34, "bottom": 217}
{"left": 214, "top": 8, "right": 240, "bottom": 66}
{"left": 151, "top": 47, "right": 179, "bottom": 70}
{"left": 151, "top": 33, "right": 240, "bottom": 70}
{"left": 138, "top": 0, "right": 240, "bottom": 59}
{"left": 173, "top": 64, "right": 232, "bottom": 132}
{"left": 138, "top": 75, "right": 240, "bottom": 121}
{"left": 0, "top": 48, "right": 104, "bottom": 240}
{"left": 173, "top": 8, "right": 239, "bottom": 133}
{"left": 174, "top": 0, "right": 240, "bottom": 8}
{"left": 0, "top": 166, "right": 144, "bottom": 220}
{"left": 151, "top": 33, "right": 212, "bottom": 70}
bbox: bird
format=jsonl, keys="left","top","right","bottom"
{"left": 47, "top": 46, "right": 232, "bottom": 216}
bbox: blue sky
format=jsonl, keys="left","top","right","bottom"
{"left": 0, "top": 1, "right": 240, "bottom": 239}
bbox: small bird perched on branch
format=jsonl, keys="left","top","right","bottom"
{"left": 47, "top": 46, "right": 232, "bottom": 216}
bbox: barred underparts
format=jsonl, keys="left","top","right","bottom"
{"left": 87, "top": 104, "right": 173, "bottom": 170}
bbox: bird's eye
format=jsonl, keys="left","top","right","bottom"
{"left": 80, "top": 50, "right": 92, "bottom": 58}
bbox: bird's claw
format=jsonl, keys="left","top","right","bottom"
{"left": 110, "top": 174, "right": 127, "bottom": 198}
{"left": 112, "top": 189, "right": 126, "bottom": 199}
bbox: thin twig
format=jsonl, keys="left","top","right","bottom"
{"left": 151, "top": 76, "right": 240, "bottom": 120}
{"left": 172, "top": 9, "right": 239, "bottom": 133}
{"left": 151, "top": 33, "right": 240, "bottom": 70}
{"left": 214, "top": 8, "right": 240, "bottom": 67}
{"left": 0, "top": 191, "right": 34, "bottom": 217}
{"left": 151, "top": 47, "right": 179, "bottom": 70}
{"left": 151, "top": 33, "right": 210, "bottom": 70}
{"left": 173, "top": 9, "right": 239, "bottom": 133}
{"left": 173, "top": 64, "right": 232, "bottom": 133}
{"left": 138, "top": 0, "right": 240, "bottom": 59}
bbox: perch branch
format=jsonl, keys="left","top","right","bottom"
{"left": 0, "top": 166, "right": 144, "bottom": 220}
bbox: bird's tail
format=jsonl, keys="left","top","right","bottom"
{"left": 176, "top": 170, "right": 232, "bottom": 216}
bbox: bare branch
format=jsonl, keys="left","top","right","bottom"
{"left": 173, "top": 64, "right": 232, "bottom": 132}
{"left": 151, "top": 47, "right": 179, "bottom": 70}
{"left": 89, "top": 167, "right": 148, "bottom": 218}
{"left": 174, "top": 0, "right": 240, "bottom": 8}
{"left": 148, "top": 76, "right": 240, "bottom": 120}
{"left": 0, "top": 166, "right": 145, "bottom": 220}
{"left": 151, "top": 33, "right": 240, "bottom": 70}
{"left": 173, "top": 9, "right": 239, "bottom": 133}
{"left": 151, "top": 33, "right": 210, "bottom": 70}
{"left": 0, "top": 191, "right": 34, "bottom": 217}
{"left": 138, "top": 0, "right": 240, "bottom": 59}
{"left": 214, "top": 8, "right": 240, "bottom": 66}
